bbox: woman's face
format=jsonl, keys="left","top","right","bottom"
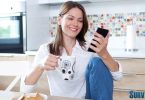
{"left": 58, "top": 7, "right": 83, "bottom": 39}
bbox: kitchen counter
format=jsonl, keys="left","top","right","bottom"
{"left": 0, "top": 51, "right": 37, "bottom": 56}
{"left": 25, "top": 51, "right": 37, "bottom": 56}
{"left": 108, "top": 48, "right": 145, "bottom": 58}
{"left": 1, "top": 48, "right": 145, "bottom": 58}
{"left": 25, "top": 49, "right": 145, "bottom": 58}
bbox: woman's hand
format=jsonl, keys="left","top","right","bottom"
{"left": 41, "top": 54, "right": 59, "bottom": 71}
{"left": 89, "top": 32, "right": 120, "bottom": 72}
{"left": 89, "top": 32, "right": 109, "bottom": 58}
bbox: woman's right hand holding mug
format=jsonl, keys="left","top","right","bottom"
{"left": 40, "top": 54, "right": 59, "bottom": 71}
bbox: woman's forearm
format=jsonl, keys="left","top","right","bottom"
{"left": 25, "top": 65, "right": 44, "bottom": 85}
{"left": 100, "top": 50, "right": 119, "bottom": 72}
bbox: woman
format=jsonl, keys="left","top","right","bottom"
{"left": 21, "top": 1, "right": 122, "bottom": 100}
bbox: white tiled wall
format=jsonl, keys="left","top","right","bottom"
{"left": 26, "top": 0, "right": 145, "bottom": 54}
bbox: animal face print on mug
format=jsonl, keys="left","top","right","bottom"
{"left": 57, "top": 56, "right": 76, "bottom": 80}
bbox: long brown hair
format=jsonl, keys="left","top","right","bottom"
{"left": 48, "top": 1, "right": 88, "bottom": 55}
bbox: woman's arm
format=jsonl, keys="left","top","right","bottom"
{"left": 98, "top": 50, "right": 119, "bottom": 72}
{"left": 21, "top": 44, "right": 59, "bottom": 93}
{"left": 25, "top": 65, "right": 44, "bottom": 85}
{"left": 20, "top": 58, "right": 45, "bottom": 93}
{"left": 25, "top": 54, "right": 59, "bottom": 85}
{"left": 89, "top": 32, "right": 119, "bottom": 72}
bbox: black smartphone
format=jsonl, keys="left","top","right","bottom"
{"left": 88, "top": 28, "right": 109, "bottom": 52}
{"left": 96, "top": 27, "right": 109, "bottom": 38}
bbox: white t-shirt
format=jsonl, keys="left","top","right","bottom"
{"left": 21, "top": 41, "right": 123, "bottom": 99}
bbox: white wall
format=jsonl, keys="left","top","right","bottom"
{"left": 83, "top": 0, "right": 145, "bottom": 50}
{"left": 48, "top": 0, "right": 145, "bottom": 14}
{"left": 26, "top": 0, "right": 50, "bottom": 50}
{"left": 26, "top": 0, "right": 145, "bottom": 51}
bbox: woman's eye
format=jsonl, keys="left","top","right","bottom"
{"left": 67, "top": 17, "right": 73, "bottom": 20}
{"left": 66, "top": 17, "right": 83, "bottom": 23}
{"left": 78, "top": 20, "right": 83, "bottom": 23}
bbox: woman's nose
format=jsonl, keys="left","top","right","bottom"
{"left": 72, "top": 20, "right": 78, "bottom": 26}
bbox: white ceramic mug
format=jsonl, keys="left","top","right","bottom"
{"left": 57, "top": 56, "right": 76, "bottom": 80}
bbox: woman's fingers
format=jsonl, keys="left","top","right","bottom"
{"left": 43, "top": 54, "right": 60, "bottom": 70}
{"left": 89, "top": 41, "right": 102, "bottom": 53}
{"left": 89, "top": 32, "right": 109, "bottom": 53}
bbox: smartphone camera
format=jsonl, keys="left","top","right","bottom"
{"left": 87, "top": 27, "right": 109, "bottom": 52}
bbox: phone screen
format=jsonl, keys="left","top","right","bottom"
{"left": 88, "top": 28, "right": 109, "bottom": 52}
{"left": 96, "top": 27, "right": 109, "bottom": 38}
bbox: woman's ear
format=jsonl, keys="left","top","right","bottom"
{"left": 57, "top": 16, "right": 61, "bottom": 25}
